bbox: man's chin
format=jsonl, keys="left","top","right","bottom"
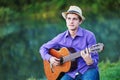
{"left": 70, "top": 28, "right": 76, "bottom": 31}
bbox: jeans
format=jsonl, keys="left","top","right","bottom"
{"left": 60, "top": 68, "right": 99, "bottom": 80}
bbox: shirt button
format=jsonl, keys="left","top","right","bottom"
{"left": 75, "top": 72, "right": 79, "bottom": 76}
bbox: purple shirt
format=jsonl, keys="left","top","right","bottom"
{"left": 39, "top": 27, "right": 99, "bottom": 78}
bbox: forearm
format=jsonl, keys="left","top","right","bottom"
{"left": 39, "top": 37, "right": 60, "bottom": 60}
{"left": 91, "top": 53, "right": 99, "bottom": 66}
{"left": 39, "top": 45, "right": 52, "bottom": 60}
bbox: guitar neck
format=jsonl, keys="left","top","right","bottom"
{"left": 63, "top": 48, "right": 91, "bottom": 63}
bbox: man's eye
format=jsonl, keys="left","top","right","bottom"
{"left": 73, "top": 18, "right": 78, "bottom": 20}
{"left": 67, "top": 18, "right": 71, "bottom": 20}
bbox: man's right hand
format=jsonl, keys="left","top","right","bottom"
{"left": 49, "top": 57, "right": 60, "bottom": 66}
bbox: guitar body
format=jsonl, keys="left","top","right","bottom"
{"left": 43, "top": 47, "right": 71, "bottom": 80}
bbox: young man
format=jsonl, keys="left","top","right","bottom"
{"left": 40, "top": 6, "right": 99, "bottom": 80}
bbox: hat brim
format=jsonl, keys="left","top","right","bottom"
{"left": 62, "top": 12, "right": 85, "bottom": 21}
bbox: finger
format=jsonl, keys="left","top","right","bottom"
{"left": 81, "top": 50, "right": 85, "bottom": 57}
{"left": 55, "top": 57, "right": 60, "bottom": 61}
{"left": 86, "top": 48, "right": 89, "bottom": 54}
{"left": 53, "top": 61, "right": 60, "bottom": 66}
{"left": 53, "top": 57, "right": 60, "bottom": 65}
{"left": 50, "top": 57, "right": 58, "bottom": 64}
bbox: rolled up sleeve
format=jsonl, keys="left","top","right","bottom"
{"left": 39, "top": 34, "right": 62, "bottom": 61}
{"left": 87, "top": 32, "right": 99, "bottom": 67}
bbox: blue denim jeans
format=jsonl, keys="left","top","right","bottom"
{"left": 60, "top": 68, "right": 99, "bottom": 80}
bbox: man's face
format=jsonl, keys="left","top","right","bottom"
{"left": 66, "top": 13, "right": 82, "bottom": 31}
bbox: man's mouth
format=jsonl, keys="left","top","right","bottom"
{"left": 69, "top": 25, "right": 74, "bottom": 26}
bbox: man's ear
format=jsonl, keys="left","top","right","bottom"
{"left": 79, "top": 20, "right": 82, "bottom": 25}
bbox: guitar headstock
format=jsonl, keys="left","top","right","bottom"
{"left": 90, "top": 43, "right": 104, "bottom": 53}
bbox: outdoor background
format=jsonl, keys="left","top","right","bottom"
{"left": 0, "top": 0, "right": 120, "bottom": 80}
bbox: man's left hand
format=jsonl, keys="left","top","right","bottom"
{"left": 81, "top": 48, "right": 93, "bottom": 65}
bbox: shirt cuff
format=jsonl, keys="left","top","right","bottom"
{"left": 89, "top": 59, "right": 98, "bottom": 67}
{"left": 44, "top": 53, "right": 52, "bottom": 61}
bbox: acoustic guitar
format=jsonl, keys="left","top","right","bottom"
{"left": 43, "top": 43, "right": 104, "bottom": 80}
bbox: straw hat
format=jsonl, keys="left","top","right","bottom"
{"left": 62, "top": 6, "right": 85, "bottom": 21}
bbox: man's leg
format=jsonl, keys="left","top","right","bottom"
{"left": 81, "top": 68, "right": 99, "bottom": 80}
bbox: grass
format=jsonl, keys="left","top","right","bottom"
{"left": 99, "top": 60, "right": 120, "bottom": 80}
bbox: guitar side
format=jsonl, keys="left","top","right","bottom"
{"left": 43, "top": 47, "right": 71, "bottom": 80}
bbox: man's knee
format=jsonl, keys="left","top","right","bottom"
{"left": 82, "top": 68, "right": 99, "bottom": 80}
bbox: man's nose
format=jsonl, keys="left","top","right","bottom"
{"left": 70, "top": 19, "right": 74, "bottom": 23}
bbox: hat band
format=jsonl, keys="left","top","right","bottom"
{"left": 68, "top": 10, "right": 80, "bottom": 14}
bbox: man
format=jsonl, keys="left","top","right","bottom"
{"left": 40, "top": 6, "right": 99, "bottom": 80}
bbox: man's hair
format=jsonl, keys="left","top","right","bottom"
{"left": 66, "top": 13, "right": 82, "bottom": 21}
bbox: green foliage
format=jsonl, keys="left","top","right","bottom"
{"left": 99, "top": 60, "right": 120, "bottom": 80}
{"left": 0, "top": 7, "right": 15, "bottom": 22}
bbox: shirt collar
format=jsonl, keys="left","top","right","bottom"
{"left": 65, "top": 27, "right": 83, "bottom": 37}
